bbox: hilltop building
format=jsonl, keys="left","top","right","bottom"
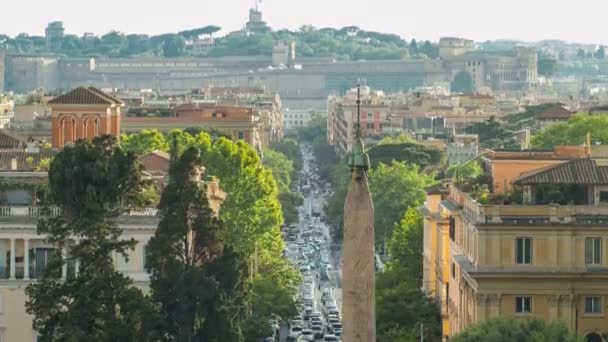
{"left": 0, "top": 35, "right": 537, "bottom": 110}
{"left": 45, "top": 21, "right": 65, "bottom": 52}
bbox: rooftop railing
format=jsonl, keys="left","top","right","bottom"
{"left": 447, "top": 186, "right": 608, "bottom": 225}
{"left": 0, "top": 206, "right": 158, "bottom": 218}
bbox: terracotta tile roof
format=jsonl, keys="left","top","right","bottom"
{"left": 514, "top": 159, "right": 608, "bottom": 185}
{"left": 87, "top": 87, "right": 124, "bottom": 105}
{"left": 537, "top": 105, "right": 573, "bottom": 120}
{"left": 0, "top": 151, "right": 56, "bottom": 171}
{"left": 0, "top": 130, "right": 23, "bottom": 149}
{"left": 48, "top": 87, "right": 114, "bottom": 105}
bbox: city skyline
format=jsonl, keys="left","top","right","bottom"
{"left": 2, "top": 0, "right": 608, "bottom": 45}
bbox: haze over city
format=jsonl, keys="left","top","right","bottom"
{"left": 3, "top": 0, "right": 608, "bottom": 44}
{"left": 2, "top": 0, "right": 608, "bottom": 341}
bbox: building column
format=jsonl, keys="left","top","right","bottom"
{"left": 23, "top": 238, "right": 30, "bottom": 280}
{"left": 61, "top": 248, "right": 67, "bottom": 280}
{"left": 548, "top": 295, "right": 560, "bottom": 321}
{"left": 475, "top": 293, "right": 488, "bottom": 322}
{"left": 488, "top": 293, "right": 501, "bottom": 318}
{"left": 560, "top": 294, "right": 576, "bottom": 331}
{"left": 9, "top": 238, "right": 15, "bottom": 280}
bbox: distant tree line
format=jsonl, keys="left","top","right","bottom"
{"left": 0, "top": 25, "right": 439, "bottom": 60}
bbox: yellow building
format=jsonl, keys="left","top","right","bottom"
{"left": 423, "top": 155, "right": 608, "bottom": 342}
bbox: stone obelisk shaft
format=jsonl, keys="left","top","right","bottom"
{"left": 342, "top": 169, "right": 376, "bottom": 342}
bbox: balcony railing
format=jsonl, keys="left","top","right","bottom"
{"left": 447, "top": 186, "right": 608, "bottom": 225}
{"left": 0, "top": 207, "right": 158, "bottom": 218}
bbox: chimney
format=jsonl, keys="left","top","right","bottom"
{"left": 10, "top": 157, "right": 17, "bottom": 170}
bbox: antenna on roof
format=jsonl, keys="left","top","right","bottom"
{"left": 356, "top": 84, "right": 362, "bottom": 139}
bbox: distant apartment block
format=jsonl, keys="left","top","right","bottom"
{"left": 327, "top": 86, "right": 393, "bottom": 156}
{"left": 283, "top": 109, "right": 316, "bottom": 131}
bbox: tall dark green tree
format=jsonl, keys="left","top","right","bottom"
{"left": 451, "top": 71, "right": 475, "bottom": 93}
{"left": 596, "top": 46, "right": 606, "bottom": 59}
{"left": 25, "top": 135, "right": 156, "bottom": 341}
{"left": 148, "top": 146, "right": 249, "bottom": 342}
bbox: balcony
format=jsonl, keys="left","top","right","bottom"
{"left": 448, "top": 186, "right": 608, "bottom": 225}
{"left": 0, "top": 206, "right": 158, "bottom": 218}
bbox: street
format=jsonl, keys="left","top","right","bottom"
{"left": 279, "top": 143, "right": 343, "bottom": 342}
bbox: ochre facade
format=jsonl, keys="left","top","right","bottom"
{"left": 423, "top": 150, "right": 608, "bottom": 342}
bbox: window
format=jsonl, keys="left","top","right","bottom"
{"left": 237, "top": 131, "right": 245, "bottom": 140}
{"left": 516, "top": 238, "right": 532, "bottom": 264}
{"left": 366, "top": 123, "right": 373, "bottom": 129}
{"left": 448, "top": 216, "right": 456, "bottom": 241}
{"left": 515, "top": 296, "right": 532, "bottom": 314}
{"left": 600, "top": 191, "right": 608, "bottom": 203}
{"left": 367, "top": 113, "right": 372, "bottom": 119}
{"left": 143, "top": 244, "right": 152, "bottom": 273}
{"left": 452, "top": 263, "right": 456, "bottom": 279}
{"left": 586, "top": 238, "right": 602, "bottom": 265}
{"left": 585, "top": 297, "right": 602, "bottom": 314}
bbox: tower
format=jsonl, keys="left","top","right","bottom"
{"left": 48, "top": 86, "right": 124, "bottom": 149}
{"left": 342, "top": 85, "right": 376, "bottom": 342}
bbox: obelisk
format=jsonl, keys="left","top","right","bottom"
{"left": 342, "top": 85, "right": 376, "bottom": 342}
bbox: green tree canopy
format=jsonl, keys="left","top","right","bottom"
{"left": 263, "top": 148, "right": 303, "bottom": 225}
{"left": 538, "top": 57, "right": 557, "bottom": 77}
{"left": 451, "top": 71, "right": 475, "bottom": 93}
{"left": 25, "top": 136, "right": 155, "bottom": 340}
{"left": 148, "top": 146, "right": 249, "bottom": 341}
{"left": 370, "top": 161, "right": 436, "bottom": 245}
{"left": 368, "top": 138, "right": 446, "bottom": 170}
{"left": 387, "top": 208, "right": 424, "bottom": 282}
{"left": 121, "top": 129, "right": 169, "bottom": 156}
{"left": 532, "top": 113, "right": 608, "bottom": 148}
{"left": 451, "top": 316, "right": 581, "bottom": 342}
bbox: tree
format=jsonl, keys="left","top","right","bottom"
{"left": 368, "top": 138, "right": 446, "bottom": 170}
{"left": 409, "top": 39, "right": 418, "bottom": 54}
{"left": 387, "top": 208, "right": 424, "bottom": 282}
{"left": 446, "top": 160, "right": 482, "bottom": 183}
{"left": 577, "top": 48, "right": 586, "bottom": 58}
{"left": 162, "top": 34, "right": 186, "bottom": 57}
{"left": 370, "top": 161, "right": 436, "bottom": 245}
{"left": 596, "top": 46, "right": 606, "bottom": 59}
{"left": 537, "top": 58, "right": 557, "bottom": 77}
{"left": 121, "top": 129, "right": 169, "bottom": 156}
{"left": 421, "top": 40, "right": 437, "bottom": 58}
{"left": 263, "top": 148, "right": 303, "bottom": 225}
{"left": 25, "top": 136, "right": 156, "bottom": 340}
{"left": 451, "top": 71, "right": 475, "bottom": 93}
{"left": 451, "top": 316, "right": 580, "bottom": 342}
{"left": 532, "top": 113, "right": 608, "bottom": 148}
{"left": 148, "top": 146, "right": 249, "bottom": 341}
{"left": 376, "top": 265, "right": 441, "bottom": 342}
{"left": 271, "top": 139, "right": 302, "bottom": 172}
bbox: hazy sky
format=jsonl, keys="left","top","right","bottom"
{"left": 4, "top": 0, "right": 607, "bottom": 45}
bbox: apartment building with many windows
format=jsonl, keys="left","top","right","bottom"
{"left": 423, "top": 146, "right": 608, "bottom": 342}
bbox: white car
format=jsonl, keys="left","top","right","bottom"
{"left": 288, "top": 325, "right": 303, "bottom": 340}
{"left": 298, "top": 329, "right": 315, "bottom": 341}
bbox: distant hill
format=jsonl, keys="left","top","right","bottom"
{"left": 0, "top": 26, "right": 438, "bottom": 61}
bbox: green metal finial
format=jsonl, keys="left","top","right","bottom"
{"left": 348, "top": 85, "right": 370, "bottom": 174}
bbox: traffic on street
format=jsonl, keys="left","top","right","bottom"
{"left": 280, "top": 144, "right": 343, "bottom": 342}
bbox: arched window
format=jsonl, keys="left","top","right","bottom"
{"left": 585, "top": 332, "right": 603, "bottom": 342}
